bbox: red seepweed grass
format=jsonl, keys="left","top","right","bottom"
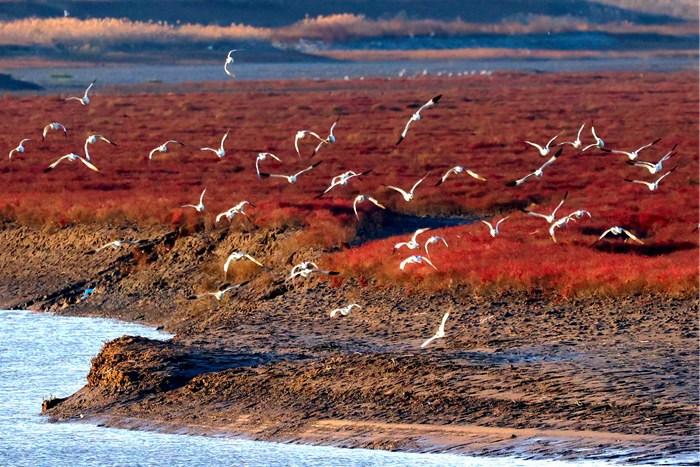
{"left": 0, "top": 72, "right": 697, "bottom": 295}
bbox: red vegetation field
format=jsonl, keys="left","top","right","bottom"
{"left": 0, "top": 72, "right": 697, "bottom": 295}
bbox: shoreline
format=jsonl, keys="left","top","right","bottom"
{"left": 0, "top": 222, "right": 694, "bottom": 463}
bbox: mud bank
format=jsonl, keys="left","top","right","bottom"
{"left": 0, "top": 223, "right": 696, "bottom": 462}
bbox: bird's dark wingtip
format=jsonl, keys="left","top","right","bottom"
{"left": 625, "top": 160, "right": 635, "bottom": 165}
{"left": 505, "top": 180, "right": 517, "bottom": 187}
{"left": 554, "top": 147, "right": 564, "bottom": 158}
{"left": 432, "top": 94, "right": 442, "bottom": 103}
{"left": 328, "top": 271, "right": 340, "bottom": 276}
{"left": 258, "top": 172, "right": 271, "bottom": 178}
{"left": 652, "top": 137, "right": 661, "bottom": 145}
{"left": 395, "top": 137, "right": 404, "bottom": 146}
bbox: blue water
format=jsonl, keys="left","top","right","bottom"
{"left": 8, "top": 54, "right": 698, "bottom": 92}
{"left": 0, "top": 309, "right": 629, "bottom": 467}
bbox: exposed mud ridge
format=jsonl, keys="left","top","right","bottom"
{"left": 0, "top": 223, "right": 697, "bottom": 463}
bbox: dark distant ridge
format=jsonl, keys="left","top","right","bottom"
{"left": 0, "top": 0, "right": 685, "bottom": 26}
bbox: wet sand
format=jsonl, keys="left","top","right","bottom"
{"left": 0, "top": 223, "right": 696, "bottom": 463}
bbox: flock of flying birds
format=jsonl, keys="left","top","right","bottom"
{"left": 6, "top": 52, "right": 682, "bottom": 348}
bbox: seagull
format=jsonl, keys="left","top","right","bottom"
{"left": 288, "top": 261, "right": 339, "bottom": 280}
{"left": 386, "top": 173, "right": 429, "bottom": 202}
{"left": 435, "top": 166, "right": 486, "bottom": 185}
{"left": 626, "top": 144, "right": 677, "bottom": 173}
{"left": 197, "top": 285, "right": 240, "bottom": 301}
{"left": 224, "top": 251, "right": 263, "bottom": 277}
{"left": 602, "top": 138, "right": 660, "bottom": 161}
{"left": 201, "top": 130, "right": 229, "bottom": 158}
{"left": 329, "top": 303, "right": 360, "bottom": 318}
{"left": 42, "top": 122, "right": 67, "bottom": 140}
{"left": 399, "top": 255, "right": 437, "bottom": 271}
{"left": 595, "top": 226, "right": 644, "bottom": 245}
{"left": 65, "top": 80, "right": 95, "bottom": 106}
{"left": 481, "top": 216, "right": 510, "bottom": 237}
{"left": 524, "top": 133, "right": 560, "bottom": 157}
{"left": 396, "top": 94, "right": 442, "bottom": 145}
{"left": 45, "top": 153, "right": 99, "bottom": 173}
{"left": 294, "top": 130, "right": 324, "bottom": 158}
{"left": 181, "top": 188, "right": 206, "bottom": 212}
{"left": 320, "top": 170, "right": 370, "bottom": 196}
{"left": 547, "top": 210, "right": 591, "bottom": 243}
{"left": 420, "top": 312, "right": 449, "bottom": 348}
{"left": 506, "top": 147, "right": 563, "bottom": 187}
{"left": 8, "top": 138, "right": 31, "bottom": 159}
{"left": 255, "top": 152, "right": 282, "bottom": 178}
{"left": 84, "top": 134, "right": 115, "bottom": 161}
{"left": 581, "top": 126, "right": 606, "bottom": 152}
{"left": 215, "top": 200, "right": 254, "bottom": 223}
{"left": 558, "top": 123, "right": 585, "bottom": 149}
{"left": 149, "top": 140, "right": 184, "bottom": 160}
{"left": 313, "top": 120, "right": 338, "bottom": 156}
{"left": 95, "top": 240, "right": 136, "bottom": 252}
{"left": 259, "top": 161, "right": 322, "bottom": 184}
{"left": 424, "top": 235, "right": 448, "bottom": 258}
{"left": 352, "top": 194, "right": 385, "bottom": 220}
{"left": 393, "top": 227, "right": 430, "bottom": 252}
{"left": 224, "top": 49, "right": 238, "bottom": 78}
{"left": 522, "top": 192, "right": 568, "bottom": 224}
{"left": 625, "top": 167, "right": 676, "bottom": 192}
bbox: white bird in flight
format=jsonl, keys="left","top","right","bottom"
{"left": 42, "top": 122, "right": 67, "bottom": 140}
{"left": 8, "top": 138, "right": 31, "bottom": 160}
{"left": 320, "top": 169, "right": 370, "bottom": 196}
{"left": 201, "top": 131, "right": 229, "bottom": 158}
{"left": 602, "top": 138, "right": 660, "bottom": 161}
{"left": 45, "top": 153, "right": 99, "bottom": 173}
{"left": 393, "top": 227, "right": 430, "bottom": 252}
{"left": 558, "top": 123, "right": 585, "bottom": 150}
{"left": 329, "top": 303, "right": 360, "bottom": 318}
{"left": 260, "top": 161, "right": 322, "bottom": 184}
{"left": 581, "top": 126, "right": 606, "bottom": 152}
{"left": 352, "top": 194, "right": 385, "bottom": 220}
{"left": 595, "top": 226, "right": 644, "bottom": 245}
{"left": 506, "top": 147, "right": 563, "bottom": 187}
{"left": 313, "top": 120, "right": 338, "bottom": 156}
{"left": 84, "top": 134, "right": 115, "bottom": 161}
{"left": 396, "top": 94, "right": 442, "bottom": 145}
{"left": 424, "top": 235, "right": 448, "bottom": 258}
{"left": 224, "top": 251, "right": 263, "bottom": 277}
{"left": 294, "top": 130, "right": 324, "bottom": 159}
{"left": 149, "top": 140, "right": 183, "bottom": 160}
{"left": 436, "top": 166, "right": 486, "bottom": 185}
{"left": 224, "top": 49, "right": 238, "bottom": 78}
{"left": 181, "top": 188, "right": 206, "bottom": 212}
{"left": 216, "top": 200, "right": 254, "bottom": 223}
{"left": 95, "top": 239, "right": 136, "bottom": 252}
{"left": 524, "top": 133, "right": 560, "bottom": 157}
{"left": 522, "top": 192, "right": 568, "bottom": 224}
{"left": 386, "top": 173, "right": 429, "bottom": 202}
{"left": 420, "top": 312, "right": 449, "bottom": 348}
{"left": 65, "top": 80, "right": 95, "bottom": 106}
{"left": 288, "top": 261, "right": 339, "bottom": 280}
{"left": 197, "top": 285, "right": 240, "bottom": 301}
{"left": 625, "top": 167, "right": 676, "bottom": 192}
{"left": 626, "top": 144, "right": 677, "bottom": 174}
{"left": 399, "top": 255, "right": 437, "bottom": 271}
{"left": 255, "top": 152, "right": 282, "bottom": 178}
{"left": 547, "top": 209, "right": 591, "bottom": 243}
{"left": 481, "top": 216, "right": 510, "bottom": 237}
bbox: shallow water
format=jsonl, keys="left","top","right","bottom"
{"left": 0, "top": 309, "right": 679, "bottom": 466}
{"left": 10, "top": 55, "right": 698, "bottom": 91}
